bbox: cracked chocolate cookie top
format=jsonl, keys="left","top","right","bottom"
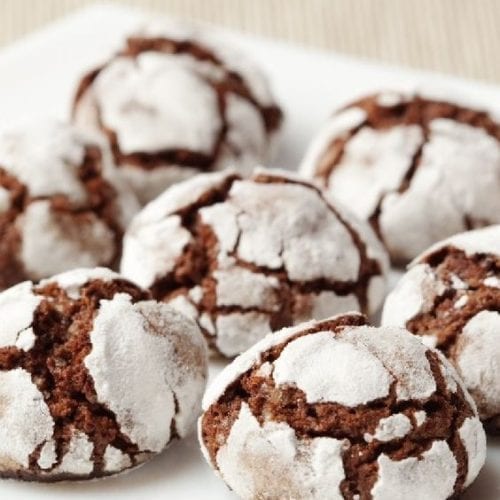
{"left": 0, "top": 267, "right": 208, "bottom": 481}
{"left": 383, "top": 225, "right": 500, "bottom": 432}
{"left": 72, "top": 20, "right": 283, "bottom": 204}
{"left": 0, "top": 120, "right": 139, "bottom": 291}
{"left": 120, "top": 168, "right": 389, "bottom": 358}
{"left": 199, "top": 312, "right": 486, "bottom": 500}
{"left": 300, "top": 91, "right": 500, "bottom": 264}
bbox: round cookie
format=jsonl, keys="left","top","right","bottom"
{"left": 120, "top": 168, "right": 389, "bottom": 357}
{"left": 0, "top": 267, "right": 207, "bottom": 481}
{"left": 300, "top": 91, "right": 500, "bottom": 264}
{"left": 0, "top": 120, "right": 139, "bottom": 291}
{"left": 73, "top": 20, "right": 283, "bottom": 204}
{"left": 382, "top": 225, "right": 500, "bottom": 432}
{"left": 199, "top": 312, "right": 486, "bottom": 500}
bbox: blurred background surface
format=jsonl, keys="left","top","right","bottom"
{"left": 0, "top": 0, "right": 499, "bottom": 83}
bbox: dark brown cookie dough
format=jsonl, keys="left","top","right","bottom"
{"left": 199, "top": 312, "right": 486, "bottom": 499}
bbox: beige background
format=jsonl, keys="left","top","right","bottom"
{"left": 1, "top": 0, "right": 499, "bottom": 84}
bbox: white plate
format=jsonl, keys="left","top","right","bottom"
{"left": 0, "top": 4, "right": 498, "bottom": 499}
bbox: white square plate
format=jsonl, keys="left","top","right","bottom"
{"left": 0, "top": 4, "right": 498, "bottom": 499}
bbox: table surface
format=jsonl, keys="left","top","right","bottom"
{"left": 0, "top": 4, "right": 499, "bottom": 499}
{"left": 1, "top": 0, "right": 500, "bottom": 83}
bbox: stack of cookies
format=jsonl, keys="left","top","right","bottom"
{"left": 1, "top": 17, "right": 499, "bottom": 500}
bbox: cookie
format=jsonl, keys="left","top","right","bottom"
{"left": 382, "top": 225, "right": 500, "bottom": 432}
{"left": 0, "top": 120, "right": 139, "bottom": 291}
{"left": 73, "top": 20, "right": 283, "bottom": 204}
{"left": 199, "top": 312, "right": 486, "bottom": 500}
{"left": 0, "top": 267, "right": 207, "bottom": 481}
{"left": 120, "top": 168, "right": 389, "bottom": 357}
{"left": 300, "top": 91, "right": 500, "bottom": 264}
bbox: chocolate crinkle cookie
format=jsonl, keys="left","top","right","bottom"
{"left": 0, "top": 267, "right": 207, "bottom": 481}
{"left": 0, "top": 120, "right": 139, "bottom": 291}
{"left": 199, "top": 312, "right": 486, "bottom": 500}
{"left": 120, "top": 168, "right": 389, "bottom": 358}
{"left": 300, "top": 91, "right": 500, "bottom": 264}
{"left": 72, "top": 20, "right": 283, "bottom": 204}
{"left": 383, "top": 225, "right": 500, "bottom": 433}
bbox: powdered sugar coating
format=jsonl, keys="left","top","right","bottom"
{"left": 94, "top": 53, "right": 221, "bottom": 155}
{"left": 0, "top": 120, "right": 139, "bottom": 288}
{"left": 485, "top": 276, "right": 500, "bottom": 288}
{"left": 414, "top": 411, "right": 427, "bottom": 427}
{"left": 342, "top": 325, "right": 437, "bottom": 401}
{"left": 215, "top": 312, "right": 273, "bottom": 358}
{"left": 38, "top": 266, "right": 119, "bottom": 298}
{"left": 53, "top": 432, "right": 94, "bottom": 476}
{"left": 73, "top": 21, "right": 281, "bottom": 204}
{"left": 19, "top": 201, "right": 115, "bottom": 280}
{"left": 214, "top": 402, "right": 347, "bottom": 500}
{"left": 300, "top": 93, "right": 500, "bottom": 263}
{"left": 382, "top": 226, "right": 500, "bottom": 425}
{"left": 37, "top": 441, "right": 57, "bottom": 470}
{"left": 121, "top": 215, "right": 191, "bottom": 288}
{"left": 103, "top": 446, "right": 132, "bottom": 473}
{"left": 133, "top": 300, "right": 208, "bottom": 438}
{"left": 0, "top": 268, "right": 208, "bottom": 480}
{"left": 273, "top": 331, "right": 393, "bottom": 406}
{"left": 364, "top": 413, "right": 413, "bottom": 443}
{"left": 121, "top": 169, "right": 388, "bottom": 357}
{"left": 85, "top": 294, "right": 207, "bottom": 451}
{"left": 371, "top": 441, "right": 457, "bottom": 500}
{"left": 0, "top": 121, "right": 88, "bottom": 202}
{"left": 0, "top": 368, "right": 54, "bottom": 471}
{"left": 0, "top": 281, "right": 41, "bottom": 350}
{"left": 456, "top": 311, "right": 500, "bottom": 420}
{"left": 459, "top": 416, "right": 488, "bottom": 487}
{"left": 14, "top": 327, "right": 36, "bottom": 351}
{"left": 200, "top": 314, "right": 486, "bottom": 499}
{"left": 215, "top": 267, "right": 280, "bottom": 310}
